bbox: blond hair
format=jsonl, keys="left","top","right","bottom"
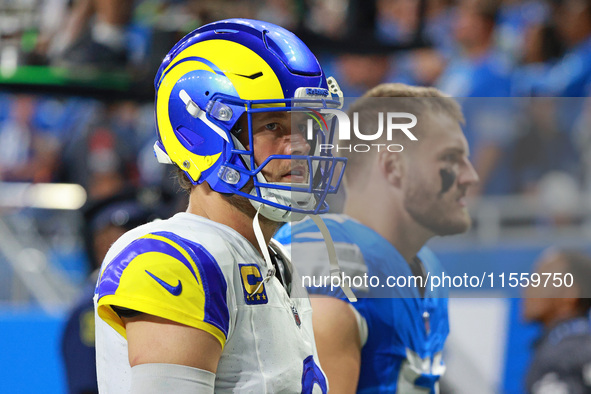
{"left": 341, "top": 83, "right": 463, "bottom": 182}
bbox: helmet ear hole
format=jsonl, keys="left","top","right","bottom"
{"left": 205, "top": 91, "right": 210, "bottom": 96}
{"left": 176, "top": 126, "right": 204, "bottom": 148}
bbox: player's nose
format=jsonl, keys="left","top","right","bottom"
{"left": 459, "top": 158, "right": 479, "bottom": 186}
{"left": 286, "top": 132, "right": 311, "bottom": 156}
{"left": 458, "top": 158, "right": 480, "bottom": 186}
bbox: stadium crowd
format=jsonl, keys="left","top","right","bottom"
{"left": 1, "top": 0, "right": 590, "bottom": 200}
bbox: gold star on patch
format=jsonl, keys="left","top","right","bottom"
{"left": 256, "top": 295, "right": 261, "bottom": 300}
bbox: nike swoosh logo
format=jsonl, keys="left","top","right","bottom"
{"left": 146, "top": 270, "right": 182, "bottom": 296}
{"left": 233, "top": 71, "right": 263, "bottom": 79}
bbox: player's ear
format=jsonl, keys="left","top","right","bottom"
{"left": 377, "top": 150, "right": 404, "bottom": 188}
{"left": 562, "top": 297, "right": 581, "bottom": 315}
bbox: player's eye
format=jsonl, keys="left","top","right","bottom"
{"left": 265, "top": 122, "right": 279, "bottom": 131}
{"left": 442, "top": 153, "right": 458, "bottom": 162}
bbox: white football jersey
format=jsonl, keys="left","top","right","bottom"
{"left": 94, "top": 212, "right": 327, "bottom": 393}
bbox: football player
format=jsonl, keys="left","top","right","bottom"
{"left": 524, "top": 249, "right": 591, "bottom": 394}
{"left": 276, "top": 83, "right": 480, "bottom": 392}
{"left": 94, "top": 19, "right": 347, "bottom": 393}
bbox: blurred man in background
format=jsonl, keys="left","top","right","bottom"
{"left": 437, "top": 0, "right": 511, "bottom": 97}
{"left": 276, "top": 83, "right": 479, "bottom": 392}
{"left": 523, "top": 0, "right": 591, "bottom": 96}
{"left": 62, "top": 190, "right": 154, "bottom": 394}
{"left": 523, "top": 249, "right": 591, "bottom": 394}
{"left": 436, "top": 0, "right": 514, "bottom": 196}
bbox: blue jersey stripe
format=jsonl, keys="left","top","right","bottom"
{"left": 158, "top": 232, "right": 230, "bottom": 337}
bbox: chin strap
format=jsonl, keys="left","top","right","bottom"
{"left": 310, "top": 214, "right": 357, "bottom": 302}
{"left": 252, "top": 206, "right": 276, "bottom": 295}
{"left": 252, "top": 206, "right": 356, "bottom": 303}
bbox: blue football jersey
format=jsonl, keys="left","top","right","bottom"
{"left": 275, "top": 214, "right": 449, "bottom": 393}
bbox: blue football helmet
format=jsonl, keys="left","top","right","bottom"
{"left": 153, "top": 18, "right": 345, "bottom": 221}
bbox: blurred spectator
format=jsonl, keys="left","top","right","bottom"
{"left": 512, "top": 22, "right": 564, "bottom": 96}
{"left": 404, "top": 48, "right": 447, "bottom": 86}
{"left": 59, "top": 101, "right": 140, "bottom": 199}
{"left": 519, "top": 0, "right": 591, "bottom": 96}
{"left": 377, "top": 0, "right": 455, "bottom": 55}
{"left": 520, "top": 22, "right": 564, "bottom": 65}
{"left": 523, "top": 249, "right": 591, "bottom": 394}
{"left": 511, "top": 20, "right": 584, "bottom": 201}
{"left": 417, "top": 0, "right": 459, "bottom": 83}
{"left": 0, "top": 95, "right": 61, "bottom": 183}
{"left": 376, "top": 0, "right": 452, "bottom": 86}
{"left": 376, "top": 0, "right": 421, "bottom": 44}
{"left": 305, "top": 0, "right": 351, "bottom": 38}
{"left": 61, "top": 189, "right": 156, "bottom": 394}
{"left": 436, "top": 0, "right": 515, "bottom": 195}
{"left": 52, "top": 0, "right": 135, "bottom": 68}
{"left": 426, "top": 0, "right": 458, "bottom": 55}
{"left": 437, "top": 0, "right": 511, "bottom": 97}
{"left": 496, "top": 0, "right": 550, "bottom": 61}
{"left": 331, "top": 53, "right": 393, "bottom": 97}
{"left": 318, "top": 0, "right": 395, "bottom": 97}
